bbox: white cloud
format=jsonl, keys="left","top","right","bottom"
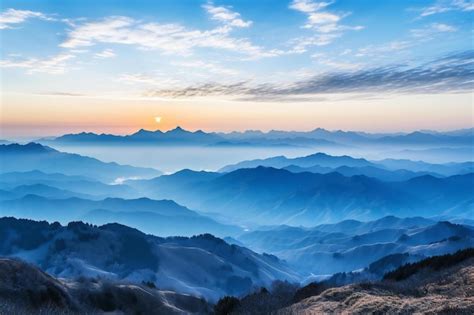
{"left": 410, "top": 23, "right": 456, "bottom": 38}
{"left": 203, "top": 3, "right": 252, "bottom": 28}
{"left": 94, "top": 48, "right": 116, "bottom": 58}
{"left": 60, "top": 15, "right": 278, "bottom": 59}
{"left": 0, "top": 8, "right": 54, "bottom": 29}
{"left": 419, "top": 0, "right": 474, "bottom": 17}
{"left": 355, "top": 41, "right": 412, "bottom": 58}
{"left": 289, "top": 0, "right": 363, "bottom": 52}
{"left": 0, "top": 53, "right": 75, "bottom": 74}
{"left": 289, "top": 0, "right": 332, "bottom": 13}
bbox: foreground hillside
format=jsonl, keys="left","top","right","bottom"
{"left": 278, "top": 250, "right": 474, "bottom": 314}
{"left": 0, "top": 217, "right": 299, "bottom": 301}
{"left": 213, "top": 249, "right": 474, "bottom": 314}
{"left": 0, "top": 258, "right": 210, "bottom": 314}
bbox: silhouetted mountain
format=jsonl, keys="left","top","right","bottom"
{"left": 0, "top": 143, "right": 161, "bottom": 182}
{"left": 0, "top": 217, "right": 299, "bottom": 301}
{"left": 0, "top": 195, "right": 240, "bottom": 237}
{"left": 35, "top": 127, "right": 474, "bottom": 147}
{"left": 40, "top": 126, "right": 225, "bottom": 145}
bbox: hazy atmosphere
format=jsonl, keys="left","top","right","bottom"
{"left": 1, "top": 1, "right": 473, "bottom": 314}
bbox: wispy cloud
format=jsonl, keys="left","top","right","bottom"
{"left": 203, "top": 3, "right": 252, "bottom": 28}
{"left": 118, "top": 73, "right": 181, "bottom": 87}
{"left": 94, "top": 48, "right": 116, "bottom": 58}
{"left": 355, "top": 41, "right": 413, "bottom": 58}
{"left": 34, "top": 91, "right": 86, "bottom": 97}
{"left": 418, "top": 0, "right": 474, "bottom": 17}
{"left": 289, "top": 0, "right": 363, "bottom": 52}
{"left": 60, "top": 10, "right": 279, "bottom": 59}
{"left": 144, "top": 50, "right": 474, "bottom": 100}
{"left": 410, "top": 23, "right": 456, "bottom": 38}
{"left": 354, "top": 23, "right": 456, "bottom": 59}
{"left": 0, "top": 8, "right": 54, "bottom": 29}
{"left": 0, "top": 53, "right": 75, "bottom": 74}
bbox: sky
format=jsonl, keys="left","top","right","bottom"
{"left": 0, "top": 0, "right": 473, "bottom": 138}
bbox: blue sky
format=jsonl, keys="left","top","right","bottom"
{"left": 0, "top": 0, "right": 473, "bottom": 136}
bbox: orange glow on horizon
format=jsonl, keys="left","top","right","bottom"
{"left": 1, "top": 92, "right": 473, "bottom": 138}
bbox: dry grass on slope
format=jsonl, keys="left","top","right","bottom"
{"left": 278, "top": 258, "right": 474, "bottom": 314}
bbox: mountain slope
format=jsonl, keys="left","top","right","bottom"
{"left": 236, "top": 217, "right": 474, "bottom": 275}
{"left": 0, "top": 258, "right": 210, "bottom": 314}
{"left": 129, "top": 167, "right": 474, "bottom": 226}
{"left": 278, "top": 250, "right": 474, "bottom": 314}
{"left": 0, "top": 217, "right": 299, "bottom": 301}
{"left": 0, "top": 143, "right": 161, "bottom": 182}
{"left": 0, "top": 170, "right": 140, "bottom": 199}
{"left": 0, "top": 195, "right": 241, "bottom": 237}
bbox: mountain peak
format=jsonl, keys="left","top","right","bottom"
{"left": 168, "top": 126, "right": 186, "bottom": 133}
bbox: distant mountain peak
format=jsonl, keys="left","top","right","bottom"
{"left": 168, "top": 126, "right": 186, "bottom": 133}
{"left": 1, "top": 142, "right": 55, "bottom": 153}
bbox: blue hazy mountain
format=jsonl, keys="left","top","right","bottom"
{"left": 0, "top": 170, "right": 140, "bottom": 199}
{"left": 35, "top": 127, "right": 474, "bottom": 147}
{"left": 128, "top": 167, "right": 474, "bottom": 226}
{"left": 0, "top": 195, "right": 241, "bottom": 237}
{"left": 378, "top": 158, "right": 474, "bottom": 175}
{"left": 40, "top": 126, "right": 225, "bottom": 145}
{"left": 219, "top": 152, "right": 374, "bottom": 172}
{"left": 236, "top": 217, "right": 474, "bottom": 275}
{"left": 219, "top": 151, "right": 473, "bottom": 175}
{"left": 0, "top": 143, "right": 161, "bottom": 182}
{"left": 220, "top": 128, "right": 473, "bottom": 145}
{"left": 282, "top": 164, "right": 440, "bottom": 181}
{"left": 0, "top": 217, "right": 299, "bottom": 301}
{"left": 377, "top": 131, "right": 473, "bottom": 145}
{"left": 0, "top": 184, "right": 94, "bottom": 200}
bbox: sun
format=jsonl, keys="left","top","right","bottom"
{"left": 155, "top": 116, "right": 162, "bottom": 123}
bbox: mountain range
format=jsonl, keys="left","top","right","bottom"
{"left": 0, "top": 195, "right": 240, "bottom": 237}
{"left": 36, "top": 127, "right": 474, "bottom": 147}
{"left": 235, "top": 216, "right": 474, "bottom": 275}
{"left": 220, "top": 151, "right": 474, "bottom": 176}
{"left": 128, "top": 167, "right": 474, "bottom": 226}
